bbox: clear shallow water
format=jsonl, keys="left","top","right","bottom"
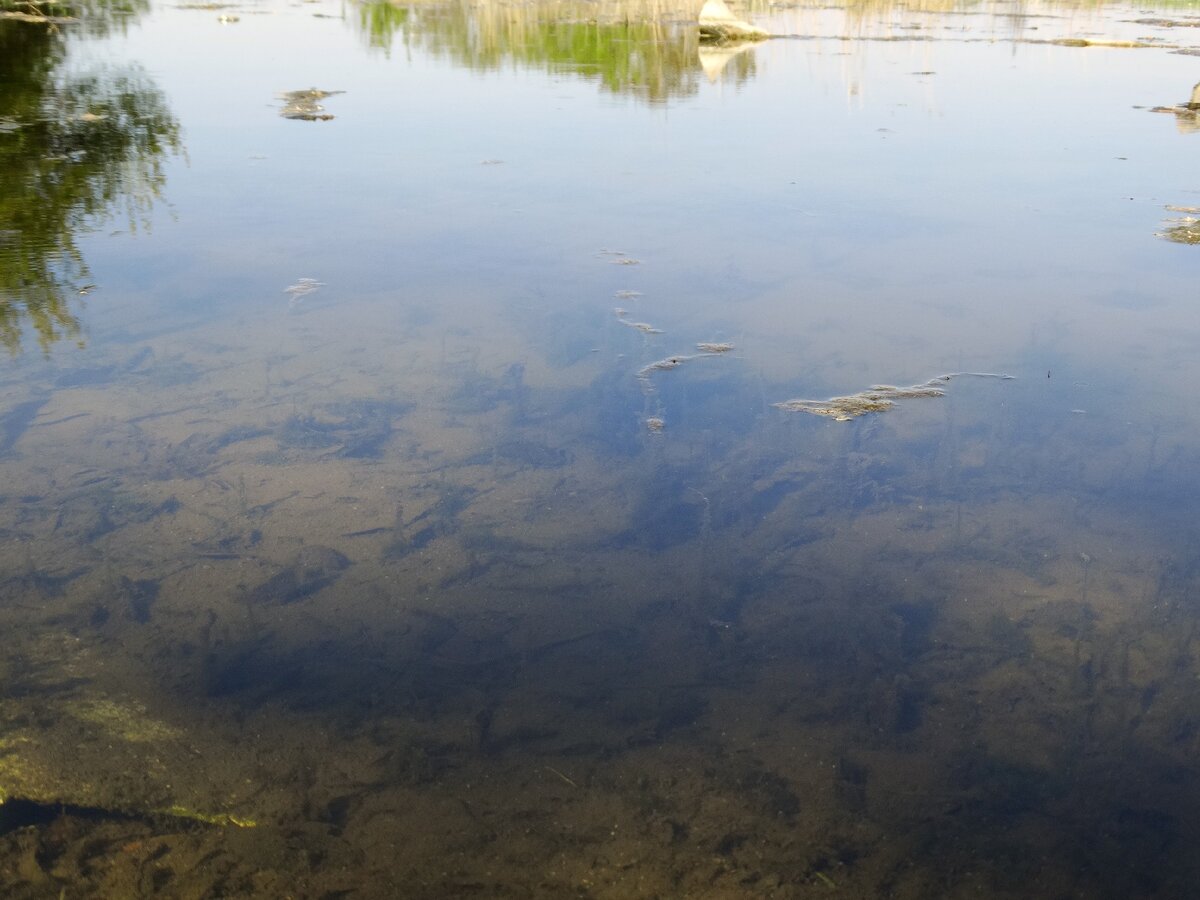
{"left": 2, "top": 0, "right": 1200, "bottom": 896}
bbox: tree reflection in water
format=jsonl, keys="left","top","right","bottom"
{"left": 0, "top": 6, "right": 180, "bottom": 354}
{"left": 353, "top": 0, "right": 759, "bottom": 103}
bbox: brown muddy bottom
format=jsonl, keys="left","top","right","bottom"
{"left": 2, "top": 310, "right": 1200, "bottom": 898}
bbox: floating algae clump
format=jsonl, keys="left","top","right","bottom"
{"left": 1157, "top": 214, "right": 1200, "bottom": 245}
{"left": 278, "top": 88, "right": 344, "bottom": 120}
{"left": 614, "top": 308, "right": 664, "bottom": 334}
{"left": 637, "top": 345, "right": 736, "bottom": 393}
{"left": 638, "top": 355, "right": 691, "bottom": 377}
{"left": 774, "top": 372, "right": 1014, "bottom": 422}
{"left": 624, "top": 321, "right": 664, "bottom": 335}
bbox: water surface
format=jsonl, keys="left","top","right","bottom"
{"left": 2, "top": 0, "right": 1200, "bottom": 895}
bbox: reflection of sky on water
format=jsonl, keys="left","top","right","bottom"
{"left": 25, "top": 0, "right": 1197, "bottom": 534}
{"left": 13, "top": 0, "right": 1199, "bottom": 513}
{"left": 69, "top": 0, "right": 1197, "bottom": 387}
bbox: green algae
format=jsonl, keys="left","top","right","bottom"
{"left": 64, "top": 698, "right": 183, "bottom": 743}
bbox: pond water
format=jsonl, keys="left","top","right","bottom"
{"left": 1, "top": 0, "right": 1200, "bottom": 895}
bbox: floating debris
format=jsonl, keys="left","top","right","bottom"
{"left": 278, "top": 88, "right": 344, "bottom": 121}
{"left": 285, "top": 277, "right": 324, "bottom": 305}
{"left": 615, "top": 290, "right": 642, "bottom": 299}
{"left": 598, "top": 248, "right": 642, "bottom": 265}
{"left": 636, "top": 352, "right": 727, "bottom": 393}
{"left": 615, "top": 309, "right": 663, "bottom": 334}
{"left": 1131, "top": 18, "right": 1200, "bottom": 28}
{"left": 77, "top": 284, "right": 96, "bottom": 296}
{"left": 1158, "top": 197, "right": 1200, "bottom": 243}
{"left": 638, "top": 355, "right": 693, "bottom": 377}
{"left": 774, "top": 372, "right": 1015, "bottom": 422}
{"left": 625, "top": 322, "right": 663, "bottom": 335}
{"left": 1150, "top": 105, "right": 1200, "bottom": 133}
{"left": 1157, "top": 215, "right": 1200, "bottom": 244}
{"left": 645, "top": 416, "right": 666, "bottom": 433}
{"left": 1149, "top": 81, "right": 1200, "bottom": 133}
{"left": 480, "top": 158, "right": 504, "bottom": 165}
{"left": 637, "top": 344, "right": 736, "bottom": 389}
{"left": 696, "top": 342, "right": 734, "bottom": 353}
{"left": 1043, "top": 37, "right": 1155, "bottom": 49}
{"left": 217, "top": 13, "right": 239, "bottom": 22}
